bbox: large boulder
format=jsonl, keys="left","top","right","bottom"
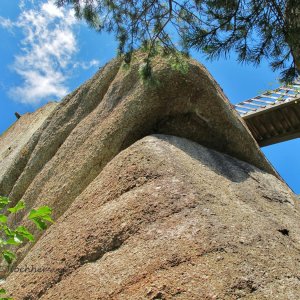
{"left": 0, "top": 52, "right": 276, "bottom": 218}
{"left": 3, "top": 135, "right": 300, "bottom": 299}
{"left": 1, "top": 52, "right": 298, "bottom": 299}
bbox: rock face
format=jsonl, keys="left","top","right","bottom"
{"left": 3, "top": 135, "right": 300, "bottom": 299}
{"left": 1, "top": 53, "right": 299, "bottom": 299}
{"left": 0, "top": 103, "right": 57, "bottom": 181}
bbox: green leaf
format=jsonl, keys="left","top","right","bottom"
{"left": 3, "top": 226, "right": 14, "bottom": 238}
{"left": 32, "top": 218, "right": 47, "bottom": 231}
{"left": 6, "top": 236, "right": 22, "bottom": 246}
{"left": 0, "top": 288, "right": 6, "bottom": 294}
{"left": 0, "top": 196, "right": 10, "bottom": 210}
{"left": 8, "top": 200, "right": 25, "bottom": 214}
{"left": 0, "top": 215, "right": 7, "bottom": 224}
{"left": 14, "top": 233, "right": 24, "bottom": 243}
{"left": 29, "top": 206, "right": 53, "bottom": 230}
{"left": 40, "top": 215, "right": 54, "bottom": 223}
{"left": 2, "top": 250, "right": 16, "bottom": 264}
{"left": 5, "top": 238, "right": 18, "bottom": 246}
{"left": 15, "top": 226, "right": 34, "bottom": 242}
{"left": 29, "top": 206, "right": 52, "bottom": 219}
{"left": 0, "top": 238, "right": 7, "bottom": 246}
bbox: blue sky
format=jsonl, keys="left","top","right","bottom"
{"left": 0, "top": 0, "right": 299, "bottom": 194}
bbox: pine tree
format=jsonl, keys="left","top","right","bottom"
{"left": 55, "top": 0, "right": 300, "bottom": 82}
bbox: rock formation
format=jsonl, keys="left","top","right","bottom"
{"left": 0, "top": 52, "right": 299, "bottom": 299}
{"left": 0, "top": 103, "right": 57, "bottom": 182}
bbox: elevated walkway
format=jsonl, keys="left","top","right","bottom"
{"left": 234, "top": 80, "right": 300, "bottom": 146}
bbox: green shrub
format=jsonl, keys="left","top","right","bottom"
{"left": 0, "top": 196, "right": 54, "bottom": 300}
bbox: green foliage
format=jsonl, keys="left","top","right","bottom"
{"left": 138, "top": 61, "right": 152, "bottom": 81}
{"left": 136, "top": 44, "right": 189, "bottom": 83}
{"left": 0, "top": 196, "right": 54, "bottom": 299}
{"left": 7, "top": 201, "right": 25, "bottom": 214}
{"left": 168, "top": 52, "right": 189, "bottom": 75}
{"left": 0, "top": 293, "right": 13, "bottom": 300}
{"left": 28, "top": 206, "right": 54, "bottom": 230}
{"left": 0, "top": 197, "right": 10, "bottom": 210}
{"left": 0, "top": 294, "right": 13, "bottom": 300}
{"left": 55, "top": 0, "right": 300, "bottom": 82}
{"left": 2, "top": 251, "right": 15, "bottom": 265}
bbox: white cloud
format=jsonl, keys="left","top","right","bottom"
{"left": 1, "top": 0, "right": 99, "bottom": 105}
{"left": 18, "top": 0, "right": 35, "bottom": 10}
{"left": 9, "top": 69, "right": 68, "bottom": 103}
{"left": 19, "top": 0, "right": 26, "bottom": 10}
{"left": 42, "top": 2, "right": 64, "bottom": 18}
{"left": 74, "top": 59, "right": 100, "bottom": 70}
{"left": 0, "top": 16, "right": 14, "bottom": 29}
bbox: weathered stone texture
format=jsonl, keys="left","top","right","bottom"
{"left": 4, "top": 135, "right": 300, "bottom": 300}
{"left": 1, "top": 53, "right": 299, "bottom": 299}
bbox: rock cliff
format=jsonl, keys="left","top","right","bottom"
{"left": 1, "top": 53, "right": 299, "bottom": 299}
{"left": 0, "top": 103, "right": 57, "bottom": 181}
